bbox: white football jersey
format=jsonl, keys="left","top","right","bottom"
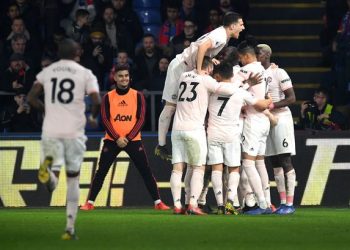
{"left": 36, "top": 59, "right": 99, "bottom": 138}
{"left": 265, "top": 66, "right": 293, "bottom": 116}
{"left": 232, "top": 61, "right": 266, "bottom": 119}
{"left": 177, "top": 26, "right": 228, "bottom": 69}
{"left": 173, "top": 70, "right": 237, "bottom": 131}
{"left": 208, "top": 87, "right": 257, "bottom": 142}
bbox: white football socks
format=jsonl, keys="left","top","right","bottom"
{"left": 256, "top": 159, "right": 271, "bottom": 207}
{"left": 211, "top": 170, "right": 223, "bottom": 206}
{"left": 227, "top": 172, "right": 240, "bottom": 204}
{"left": 242, "top": 159, "right": 267, "bottom": 209}
{"left": 189, "top": 168, "right": 204, "bottom": 207}
{"left": 170, "top": 170, "right": 183, "bottom": 208}
{"left": 66, "top": 176, "right": 80, "bottom": 234}
{"left": 184, "top": 166, "right": 193, "bottom": 205}
{"left": 273, "top": 167, "right": 286, "bottom": 204}
{"left": 286, "top": 169, "right": 296, "bottom": 206}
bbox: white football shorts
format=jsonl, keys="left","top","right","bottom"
{"left": 171, "top": 129, "right": 207, "bottom": 166}
{"left": 265, "top": 113, "right": 296, "bottom": 156}
{"left": 41, "top": 136, "right": 87, "bottom": 173}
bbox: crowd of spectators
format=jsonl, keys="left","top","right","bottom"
{"left": 2, "top": 0, "right": 347, "bottom": 133}
{"left": 0, "top": 0, "right": 249, "bottom": 132}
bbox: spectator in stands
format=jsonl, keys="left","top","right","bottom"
{"left": 170, "top": 18, "right": 199, "bottom": 56}
{"left": 6, "top": 17, "right": 30, "bottom": 43}
{"left": 0, "top": 87, "right": 41, "bottom": 132}
{"left": 219, "top": 0, "right": 234, "bottom": 14}
{"left": 134, "top": 34, "right": 163, "bottom": 90}
{"left": 63, "top": 8, "right": 91, "bottom": 45}
{"left": 109, "top": 50, "right": 137, "bottom": 89}
{"left": 149, "top": 56, "right": 170, "bottom": 92}
{"left": 42, "top": 27, "right": 66, "bottom": 61}
{"left": 0, "top": 3, "right": 20, "bottom": 40}
{"left": 2, "top": 34, "right": 39, "bottom": 71}
{"left": 111, "top": 0, "right": 144, "bottom": 58}
{"left": 98, "top": 4, "right": 134, "bottom": 58}
{"left": 14, "top": 0, "right": 41, "bottom": 38}
{"left": 61, "top": 0, "right": 97, "bottom": 24}
{"left": 159, "top": 1, "right": 184, "bottom": 46}
{"left": 81, "top": 27, "right": 113, "bottom": 90}
{"left": 320, "top": 0, "right": 347, "bottom": 66}
{"left": 299, "top": 87, "right": 348, "bottom": 130}
{"left": 204, "top": 7, "right": 223, "bottom": 33}
{"left": 179, "top": 0, "right": 201, "bottom": 30}
{"left": 1, "top": 53, "right": 35, "bottom": 94}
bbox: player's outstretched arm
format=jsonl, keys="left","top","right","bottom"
{"left": 27, "top": 83, "right": 44, "bottom": 112}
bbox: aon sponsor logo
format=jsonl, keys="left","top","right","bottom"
{"left": 114, "top": 114, "right": 132, "bottom": 121}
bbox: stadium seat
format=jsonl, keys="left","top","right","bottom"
{"left": 133, "top": 0, "right": 160, "bottom": 9}
{"left": 143, "top": 24, "right": 160, "bottom": 37}
{"left": 136, "top": 9, "right": 161, "bottom": 24}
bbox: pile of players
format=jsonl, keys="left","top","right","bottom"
{"left": 155, "top": 11, "right": 297, "bottom": 216}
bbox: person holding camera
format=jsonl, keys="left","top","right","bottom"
{"left": 81, "top": 27, "right": 113, "bottom": 90}
{"left": 1, "top": 87, "right": 41, "bottom": 132}
{"left": 300, "top": 87, "right": 348, "bottom": 130}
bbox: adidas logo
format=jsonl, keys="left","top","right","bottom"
{"left": 118, "top": 100, "right": 127, "bottom": 106}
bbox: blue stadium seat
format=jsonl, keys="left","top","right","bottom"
{"left": 143, "top": 25, "right": 160, "bottom": 37}
{"left": 133, "top": 0, "right": 160, "bottom": 8}
{"left": 136, "top": 9, "right": 161, "bottom": 24}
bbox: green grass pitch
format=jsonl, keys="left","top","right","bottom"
{"left": 1, "top": 208, "right": 349, "bottom": 250}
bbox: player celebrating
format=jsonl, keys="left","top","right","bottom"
{"left": 208, "top": 63, "right": 273, "bottom": 214}
{"left": 170, "top": 57, "right": 263, "bottom": 215}
{"left": 155, "top": 12, "right": 245, "bottom": 160}
{"left": 80, "top": 64, "right": 170, "bottom": 211}
{"left": 233, "top": 38, "right": 273, "bottom": 214}
{"left": 27, "top": 38, "right": 101, "bottom": 240}
{"left": 257, "top": 44, "right": 297, "bottom": 214}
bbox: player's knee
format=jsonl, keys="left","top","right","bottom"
{"left": 279, "top": 155, "right": 293, "bottom": 172}
{"left": 273, "top": 167, "right": 283, "bottom": 176}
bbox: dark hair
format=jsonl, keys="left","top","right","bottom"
{"left": 219, "top": 46, "right": 239, "bottom": 66}
{"left": 143, "top": 33, "right": 155, "bottom": 40}
{"left": 315, "top": 87, "right": 329, "bottom": 98}
{"left": 75, "top": 9, "right": 90, "bottom": 19}
{"left": 103, "top": 3, "right": 115, "bottom": 12}
{"left": 12, "top": 16, "right": 24, "bottom": 24}
{"left": 208, "top": 7, "right": 223, "bottom": 17}
{"left": 166, "top": 1, "right": 180, "bottom": 10}
{"left": 222, "top": 11, "right": 242, "bottom": 27}
{"left": 117, "top": 49, "right": 128, "bottom": 55}
{"left": 237, "top": 36, "right": 258, "bottom": 55}
{"left": 57, "top": 39, "right": 79, "bottom": 60}
{"left": 11, "top": 33, "right": 27, "bottom": 43}
{"left": 213, "top": 62, "right": 233, "bottom": 80}
{"left": 114, "top": 64, "right": 130, "bottom": 73}
{"left": 201, "top": 56, "right": 213, "bottom": 70}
